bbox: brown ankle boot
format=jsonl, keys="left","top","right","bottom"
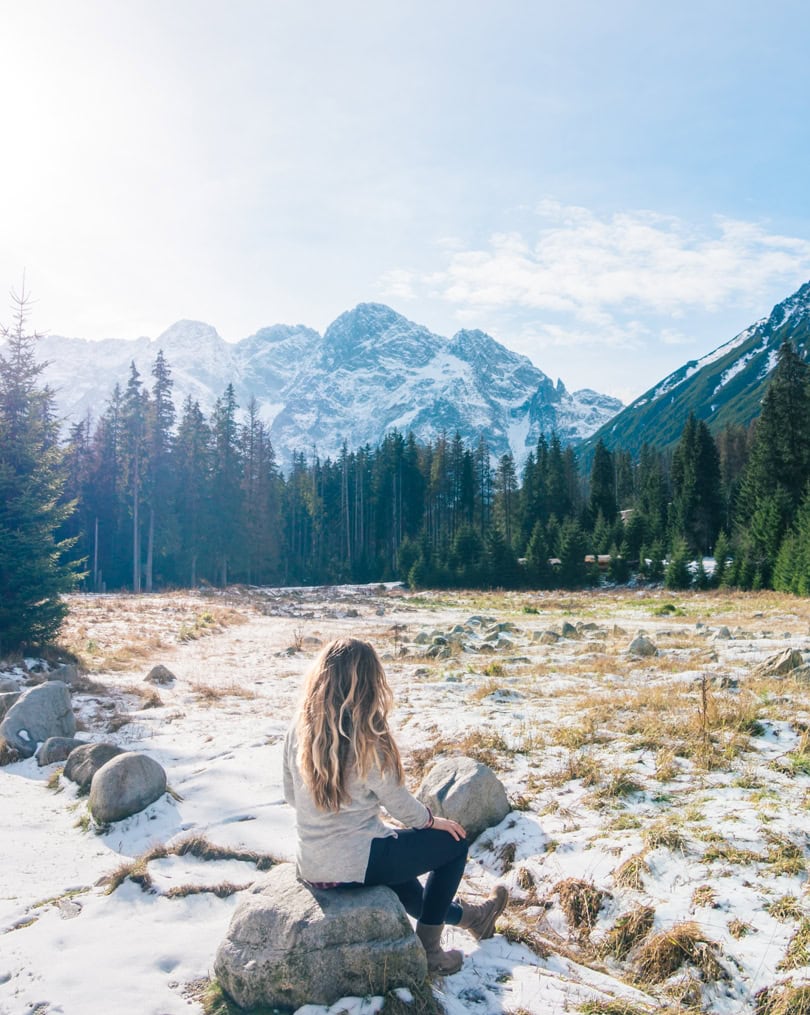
{"left": 457, "top": 885, "right": 509, "bottom": 940}
{"left": 415, "top": 922, "right": 463, "bottom": 974}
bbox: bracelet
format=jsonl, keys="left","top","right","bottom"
{"left": 424, "top": 806, "right": 434, "bottom": 829}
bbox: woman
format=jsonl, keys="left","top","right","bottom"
{"left": 283, "top": 636, "right": 508, "bottom": 974}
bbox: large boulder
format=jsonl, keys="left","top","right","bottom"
{"left": 215, "top": 864, "right": 426, "bottom": 1009}
{"left": 88, "top": 752, "right": 167, "bottom": 823}
{"left": 37, "top": 736, "right": 86, "bottom": 767}
{"left": 417, "top": 755, "right": 510, "bottom": 840}
{"left": 0, "top": 681, "right": 75, "bottom": 758}
{"left": 64, "top": 742, "right": 125, "bottom": 792}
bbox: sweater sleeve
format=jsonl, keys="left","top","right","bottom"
{"left": 364, "top": 762, "right": 431, "bottom": 829}
{"left": 282, "top": 728, "right": 296, "bottom": 808}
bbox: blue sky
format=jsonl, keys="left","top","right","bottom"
{"left": 2, "top": 0, "right": 809, "bottom": 401}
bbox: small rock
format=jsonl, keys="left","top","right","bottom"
{"left": 533, "top": 630, "right": 559, "bottom": 644}
{"left": 752, "top": 648, "right": 805, "bottom": 679}
{"left": 145, "top": 664, "right": 176, "bottom": 685}
{"left": 0, "top": 691, "right": 21, "bottom": 720}
{"left": 612, "top": 624, "right": 628, "bottom": 637}
{"left": 64, "top": 742, "right": 125, "bottom": 792}
{"left": 627, "top": 635, "right": 658, "bottom": 658}
{"left": 89, "top": 752, "right": 167, "bottom": 823}
{"left": 48, "top": 663, "right": 80, "bottom": 687}
{"left": 36, "top": 736, "right": 86, "bottom": 767}
{"left": 713, "top": 627, "right": 731, "bottom": 640}
{"left": 560, "top": 622, "right": 579, "bottom": 639}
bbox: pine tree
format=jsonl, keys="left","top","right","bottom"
{"left": 0, "top": 286, "right": 82, "bottom": 650}
{"left": 557, "top": 518, "right": 588, "bottom": 589}
{"left": 670, "top": 414, "right": 722, "bottom": 554}
{"left": 664, "top": 537, "right": 692, "bottom": 590}
{"left": 589, "top": 439, "right": 617, "bottom": 524}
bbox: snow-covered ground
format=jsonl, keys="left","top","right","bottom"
{"left": 1, "top": 585, "right": 809, "bottom": 1015}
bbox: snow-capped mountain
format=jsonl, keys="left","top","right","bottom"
{"left": 582, "top": 279, "right": 810, "bottom": 461}
{"left": 32, "top": 303, "right": 623, "bottom": 466}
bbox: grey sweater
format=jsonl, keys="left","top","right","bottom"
{"left": 283, "top": 725, "right": 430, "bottom": 883}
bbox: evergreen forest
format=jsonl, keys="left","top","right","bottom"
{"left": 4, "top": 292, "right": 810, "bottom": 651}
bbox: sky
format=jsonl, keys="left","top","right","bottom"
{"left": 1, "top": 0, "right": 809, "bottom": 403}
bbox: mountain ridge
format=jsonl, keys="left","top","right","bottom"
{"left": 27, "top": 303, "right": 623, "bottom": 467}
{"left": 582, "top": 280, "right": 810, "bottom": 463}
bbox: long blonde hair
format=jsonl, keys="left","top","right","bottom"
{"left": 296, "top": 637, "right": 404, "bottom": 811}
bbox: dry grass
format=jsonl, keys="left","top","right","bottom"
{"left": 766, "top": 895, "right": 804, "bottom": 922}
{"left": 613, "top": 854, "right": 651, "bottom": 891}
{"left": 100, "top": 835, "right": 277, "bottom": 894}
{"left": 409, "top": 727, "right": 512, "bottom": 776}
{"left": 188, "top": 681, "right": 258, "bottom": 705}
{"left": 164, "top": 881, "right": 251, "bottom": 899}
{"left": 553, "top": 878, "right": 607, "bottom": 936}
{"left": 727, "top": 918, "right": 753, "bottom": 939}
{"left": 690, "top": 884, "right": 717, "bottom": 909}
{"left": 498, "top": 917, "right": 552, "bottom": 959}
{"left": 599, "top": 905, "right": 655, "bottom": 961}
{"left": 701, "top": 838, "right": 760, "bottom": 866}
{"left": 0, "top": 738, "right": 21, "bottom": 766}
{"left": 779, "top": 917, "right": 810, "bottom": 970}
{"left": 754, "top": 982, "right": 810, "bottom": 1015}
{"left": 643, "top": 820, "right": 686, "bottom": 853}
{"left": 548, "top": 750, "right": 602, "bottom": 788}
{"left": 635, "top": 921, "right": 725, "bottom": 983}
{"left": 654, "top": 748, "right": 680, "bottom": 782}
{"left": 764, "top": 835, "right": 807, "bottom": 877}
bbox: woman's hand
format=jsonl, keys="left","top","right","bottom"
{"left": 432, "top": 816, "right": 467, "bottom": 840}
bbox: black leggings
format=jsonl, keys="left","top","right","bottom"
{"left": 363, "top": 828, "right": 468, "bottom": 926}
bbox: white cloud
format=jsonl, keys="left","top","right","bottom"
{"left": 399, "top": 202, "right": 810, "bottom": 343}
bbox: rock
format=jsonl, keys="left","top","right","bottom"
{"left": 753, "top": 648, "right": 805, "bottom": 679}
{"left": 214, "top": 864, "right": 426, "bottom": 1009}
{"left": 0, "top": 681, "right": 75, "bottom": 758}
{"left": 145, "top": 664, "right": 176, "bottom": 685}
{"left": 713, "top": 626, "right": 731, "bottom": 640}
{"left": 88, "top": 752, "right": 167, "bottom": 823}
{"left": 431, "top": 636, "right": 448, "bottom": 646}
{"left": 578, "top": 622, "right": 600, "bottom": 632}
{"left": 0, "top": 691, "right": 21, "bottom": 720}
{"left": 0, "top": 676, "right": 20, "bottom": 693}
{"left": 475, "top": 642, "right": 496, "bottom": 654}
{"left": 495, "top": 637, "right": 515, "bottom": 651}
{"left": 36, "top": 736, "right": 86, "bottom": 766}
{"left": 560, "top": 622, "right": 579, "bottom": 639}
{"left": 417, "top": 755, "right": 510, "bottom": 840}
{"left": 627, "top": 635, "right": 658, "bottom": 658}
{"left": 533, "top": 630, "right": 559, "bottom": 645}
{"left": 414, "top": 631, "right": 431, "bottom": 645}
{"left": 64, "top": 742, "right": 125, "bottom": 792}
{"left": 48, "top": 663, "right": 80, "bottom": 687}
{"left": 612, "top": 624, "right": 628, "bottom": 637}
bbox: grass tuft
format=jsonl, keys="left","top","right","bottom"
{"left": 553, "top": 878, "right": 607, "bottom": 935}
{"left": 635, "top": 921, "right": 725, "bottom": 984}
{"left": 599, "top": 905, "right": 655, "bottom": 960}
{"left": 779, "top": 917, "right": 810, "bottom": 970}
{"left": 754, "top": 983, "right": 810, "bottom": 1015}
{"left": 613, "top": 854, "right": 651, "bottom": 891}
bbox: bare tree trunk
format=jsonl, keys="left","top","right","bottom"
{"left": 93, "top": 517, "right": 99, "bottom": 592}
{"left": 145, "top": 507, "right": 154, "bottom": 592}
{"left": 133, "top": 451, "right": 141, "bottom": 593}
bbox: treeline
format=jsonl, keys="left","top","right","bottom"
{"left": 57, "top": 338, "right": 810, "bottom": 595}
{"left": 5, "top": 287, "right": 810, "bottom": 652}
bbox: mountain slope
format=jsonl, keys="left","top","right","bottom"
{"left": 29, "top": 303, "right": 622, "bottom": 467}
{"left": 583, "top": 280, "right": 810, "bottom": 459}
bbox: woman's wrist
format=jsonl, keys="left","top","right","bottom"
{"left": 423, "top": 805, "right": 434, "bottom": 829}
